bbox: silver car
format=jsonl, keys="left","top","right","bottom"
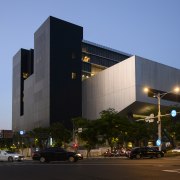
{"left": 0, "top": 150, "right": 24, "bottom": 162}
{"left": 172, "top": 147, "right": 180, "bottom": 153}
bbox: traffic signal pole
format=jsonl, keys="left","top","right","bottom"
{"left": 157, "top": 93, "right": 162, "bottom": 151}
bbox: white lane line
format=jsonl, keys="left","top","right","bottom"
{"left": 0, "top": 163, "right": 165, "bottom": 166}
{"left": 162, "top": 169, "right": 180, "bottom": 173}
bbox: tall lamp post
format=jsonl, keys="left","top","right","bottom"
{"left": 144, "top": 87, "right": 179, "bottom": 151}
{"left": 157, "top": 92, "right": 162, "bottom": 151}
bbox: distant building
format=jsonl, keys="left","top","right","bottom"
{"left": 0, "top": 130, "right": 13, "bottom": 139}
{"left": 12, "top": 16, "right": 180, "bottom": 131}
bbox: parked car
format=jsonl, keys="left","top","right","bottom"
{"left": 148, "top": 146, "right": 167, "bottom": 153}
{"left": 32, "top": 147, "right": 79, "bottom": 163}
{"left": 128, "top": 147, "right": 164, "bottom": 159}
{"left": 171, "top": 146, "right": 180, "bottom": 153}
{"left": 0, "top": 150, "right": 24, "bottom": 162}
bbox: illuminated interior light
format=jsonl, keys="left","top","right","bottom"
{"left": 83, "top": 56, "right": 90, "bottom": 62}
{"left": 22, "top": 72, "right": 28, "bottom": 79}
{"left": 72, "top": 72, "right": 76, "bottom": 79}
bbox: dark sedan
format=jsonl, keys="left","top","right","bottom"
{"left": 32, "top": 147, "right": 79, "bottom": 163}
{"left": 128, "top": 147, "right": 164, "bottom": 159}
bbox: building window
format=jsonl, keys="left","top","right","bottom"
{"left": 83, "top": 56, "right": 90, "bottom": 62}
{"left": 82, "top": 73, "right": 91, "bottom": 81}
{"left": 72, "top": 72, "right": 77, "bottom": 79}
{"left": 72, "top": 52, "right": 76, "bottom": 59}
{"left": 22, "top": 72, "right": 29, "bottom": 79}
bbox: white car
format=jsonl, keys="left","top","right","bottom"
{"left": 0, "top": 150, "right": 24, "bottom": 162}
{"left": 172, "top": 147, "right": 180, "bottom": 153}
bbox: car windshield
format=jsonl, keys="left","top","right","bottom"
{"left": 149, "top": 147, "right": 157, "bottom": 151}
{"left": 6, "top": 151, "right": 15, "bottom": 154}
{"left": 44, "top": 147, "right": 66, "bottom": 152}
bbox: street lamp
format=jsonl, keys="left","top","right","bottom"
{"left": 144, "top": 87, "right": 179, "bottom": 151}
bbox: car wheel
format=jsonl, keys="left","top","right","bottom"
{"left": 40, "top": 157, "right": 46, "bottom": 163}
{"left": 8, "top": 156, "right": 14, "bottom": 162}
{"left": 135, "top": 154, "right": 141, "bottom": 159}
{"left": 157, "top": 154, "right": 162, "bottom": 158}
{"left": 69, "top": 156, "right": 75, "bottom": 162}
{"left": 18, "top": 159, "right": 22, "bottom": 162}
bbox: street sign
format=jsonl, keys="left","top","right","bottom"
{"left": 149, "top": 114, "right": 154, "bottom": 122}
{"left": 171, "top": 110, "right": 177, "bottom": 117}
{"left": 78, "top": 128, "right": 82, "bottom": 133}
{"left": 145, "top": 114, "right": 154, "bottom": 123}
{"left": 156, "top": 139, "right": 161, "bottom": 146}
{"left": 19, "top": 130, "right": 25, "bottom": 135}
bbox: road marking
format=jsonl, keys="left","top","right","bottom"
{"left": 162, "top": 169, "right": 180, "bottom": 174}
{"left": 0, "top": 162, "right": 166, "bottom": 166}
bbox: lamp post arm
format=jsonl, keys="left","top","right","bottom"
{"left": 160, "top": 92, "right": 169, "bottom": 99}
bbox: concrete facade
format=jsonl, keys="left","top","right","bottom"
{"left": 82, "top": 56, "right": 180, "bottom": 120}
{"left": 12, "top": 49, "right": 34, "bottom": 130}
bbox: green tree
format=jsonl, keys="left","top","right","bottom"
{"left": 98, "top": 108, "right": 130, "bottom": 151}
{"left": 31, "top": 127, "right": 50, "bottom": 149}
{"left": 128, "top": 121, "right": 150, "bottom": 147}
{"left": 50, "top": 122, "right": 71, "bottom": 147}
{"left": 72, "top": 117, "right": 103, "bottom": 157}
{"left": 79, "top": 120, "right": 102, "bottom": 157}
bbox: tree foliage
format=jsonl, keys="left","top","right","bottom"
{"left": 5, "top": 106, "right": 180, "bottom": 152}
{"left": 98, "top": 108, "right": 130, "bottom": 150}
{"left": 50, "top": 122, "right": 71, "bottom": 147}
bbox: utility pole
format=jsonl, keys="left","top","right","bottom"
{"left": 157, "top": 93, "right": 162, "bottom": 151}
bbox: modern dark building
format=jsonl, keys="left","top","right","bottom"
{"left": 13, "top": 16, "right": 180, "bottom": 131}
{"left": 12, "top": 16, "right": 130, "bottom": 131}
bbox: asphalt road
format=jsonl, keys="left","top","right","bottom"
{"left": 0, "top": 157, "right": 180, "bottom": 180}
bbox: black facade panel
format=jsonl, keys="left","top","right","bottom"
{"left": 49, "top": 17, "right": 83, "bottom": 129}
{"left": 34, "top": 17, "right": 51, "bottom": 128}
{"left": 12, "top": 50, "right": 21, "bottom": 130}
{"left": 12, "top": 48, "right": 34, "bottom": 131}
{"left": 20, "top": 49, "right": 34, "bottom": 115}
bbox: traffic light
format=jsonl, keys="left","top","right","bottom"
{"left": 73, "top": 143, "right": 78, "bottom": 148}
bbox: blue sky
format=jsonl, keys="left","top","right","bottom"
{"left": 1, "top": 0, "right": 180, "bottom": 129}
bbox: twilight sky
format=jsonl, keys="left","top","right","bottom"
{"left": 1, "top": 0, "right": 180, "bottom": 129}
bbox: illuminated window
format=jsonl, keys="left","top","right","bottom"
{"left": 83, "top": 56, "right": 90, "bottom": 62}
{"left": 22, "top": 72, "right": 28, "bottom": 79}
{"left": 82, "top": 74, "right": 85, "bottom": 81}
{"left": 72, "top": 72, "right": 76, "bottom": 79}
